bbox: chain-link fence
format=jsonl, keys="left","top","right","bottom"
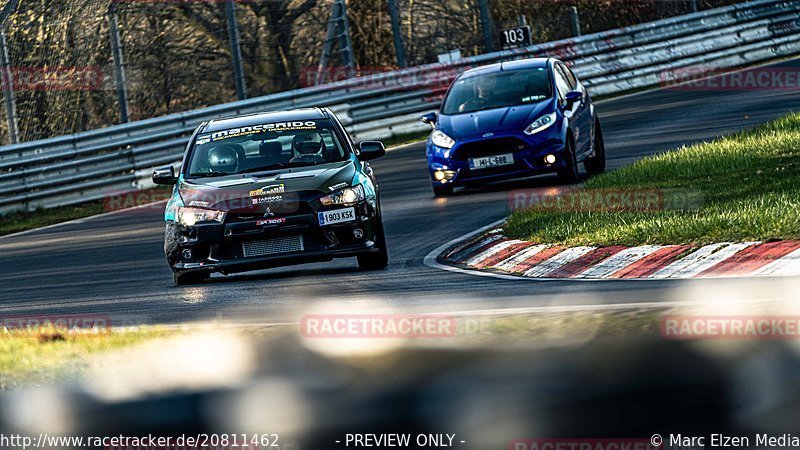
{"left": 0, "top": 0, "right": 739, "bottom": 144}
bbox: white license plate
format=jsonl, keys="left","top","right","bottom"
{"left": 318, "top": 207, "right": 356, "bottom": 226}
{"left": 469, "top": 153, "right": 514, "bottom": 169}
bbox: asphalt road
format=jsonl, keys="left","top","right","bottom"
{"left": 3, "top": 58, "right": 800, "bottom": 326}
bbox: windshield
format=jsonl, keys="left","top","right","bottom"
{"left": 441, "top": 68, "right": 552, "bottom": 115}
{"left": 187, "top": 119, "right": 348, "bottom": 178}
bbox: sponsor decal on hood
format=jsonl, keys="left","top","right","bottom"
{"left": 249, "top": 184, "right": 285, "bottom": 197}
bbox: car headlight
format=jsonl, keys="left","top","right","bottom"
{"left": 320, "top": 184, "right": 365, "bottom": 206}
{"left": 524, "top": 112, "right": 557, "bottom": 135}
{"left": 430, "top": 130, "right": 455, "bottom": 149}
{"left": 176, "top": 207, "right": 226, "bottom": 226}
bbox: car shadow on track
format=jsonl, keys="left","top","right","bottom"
{"left": 197, "top": 264, "right": 363, "bottom": 286}
{"left": 444, "top": 172, "right": 584, "bottom": 198}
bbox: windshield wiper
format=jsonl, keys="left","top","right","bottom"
{"left": 189, "top": 170, "right": 232, "bottom": 178}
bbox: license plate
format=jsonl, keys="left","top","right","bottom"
{"left": 318, "top": 207, "right": 356, "bottom": 226}
{"left": 469, "top": 153, "right": 514, "bottom": 169}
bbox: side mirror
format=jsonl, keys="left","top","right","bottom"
{"left": 357, "top": 141, "right": 386, "bottom": 161}
{"left": 419, "top": 112, "right": 437, "bottom": 126}
{"left": 152, "top": 166, "right": 177, "bottom": 185}
{"left": 564, "top": 90, "right": 583, "bottom": 106}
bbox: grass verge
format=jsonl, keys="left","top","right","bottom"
{"left": 379, "top": 130, "right": 430, "bottom": 148}
{"left": 0, "top": 327, "right": 176, "bottom": 389}
{"left": 505, "top": 111, "right": 800, "bottom": 246}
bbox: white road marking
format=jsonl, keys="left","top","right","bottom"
{"left": 465, "top": 239, "right": 525, "bottom": 267}
{"left": 751, "top": 248, "right": 800, "bottom": 277}
{"left": 523, "top": 246, "right": 596, "bottom": 278}
{"left": 650, "top": 242, "right": 757, "bottom": 279}
{"left": 492, "top": 244, "right": 549, "bottom": 272}
{"left": 576, "top": 245, "right": 665, "bottom": 279}
{"left": 0, "top": 200, "right": 169, "bottom": 241}
{"left": 424, "top": 218, "right": 533, "bottom": 281}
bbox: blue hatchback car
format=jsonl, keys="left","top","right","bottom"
{"left": 420, "top": 58, "right": 605, "bottom": 196}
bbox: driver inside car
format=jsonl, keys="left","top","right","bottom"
{"left": 290, "top": 132, "right": 326, "bottom": 164}
{"left": 459, "top": 77, "right": 496, "bottom": 113}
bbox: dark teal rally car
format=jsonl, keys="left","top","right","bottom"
{"left": 152, "top": 108, "right": 389, "bottom": 285}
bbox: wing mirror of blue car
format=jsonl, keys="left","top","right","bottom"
{"left": 152, "top": 166, "right": 177, "bottom": 185}
{"left": 565, "top": 90, "right": 583, "bottom": 106}
{"left": 358, "top": 141, "right": 386, "bottom": 161}
{"left": 419, "top": 112, "right": 437, "bottom": 126}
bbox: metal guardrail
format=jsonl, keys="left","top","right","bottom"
{"left": 1, "top": 0, "right": 799, "bottom": 213}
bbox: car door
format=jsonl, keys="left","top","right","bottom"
{"left": 556, "top": 63, "right": 592, "bottom": 159}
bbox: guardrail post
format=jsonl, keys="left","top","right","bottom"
{"left": 690, "top": 0, "right": 698, "bottom": 12}
{"left": 108, "top": 4, "right": 130, "bottom": 124}
{"left": 226, "top": 0, "right": 248, "bottom": 101}
{"left": 387, "top": 0, "right": 407, "bottom": 67}
{"left": 478, "top": 0, "right": 494, "bottom": 53}
{"left": 0, "top": 0, "right": 19, "bottom": 145}
{"left": 0, "top": 25, "right": 18, "bottom": 144}
{"left": 569, "top": 6, "right": 581, "bottom": 37}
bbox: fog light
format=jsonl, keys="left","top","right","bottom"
{"left": 433, "top": 170, "right": 445, "bottom": 181}
{"left": 353, "top": 228, "right": 364, "bottom": 239}
{"left": 182, "top": 249, "right": 193, "bottom": 260}
{"left": 545, "top": 154, "right": 556, "bottom": 164}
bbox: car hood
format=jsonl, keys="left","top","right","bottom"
{"left": 439, "top": 100, "right": 555, "bottom": 139}
{"left": 178, "top": 160, "right": 356, "bottom": 212}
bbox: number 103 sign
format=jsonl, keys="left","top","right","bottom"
{"left": 502, "top": 26, "right": 532, "bottom": 49}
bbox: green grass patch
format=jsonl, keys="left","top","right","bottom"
{"left": 0, "top": 327, "right": 176, "bottom": 389}
{"left": 505, "top": 111, "right": 800, "bottom": 246}
{"left": 485, "top": 309, "right": 664, "bottom": 340}
{"left": 380, "top": 129, "right": 430, "bottom": 149}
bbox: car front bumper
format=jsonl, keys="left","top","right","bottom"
{"left": 427, "top": 127, "right": 568, "bottom": 187}
{"left": 165, "top": 200, "right": 381, "bottom": 275}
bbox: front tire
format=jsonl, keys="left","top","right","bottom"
{"left": 358, "top": 218, "right": 389, "bottom": 271}
{"left": 584, "top": 119, "right": 606, "bottom": 176}
{"left": 557, "top": 136, "right": 580, "bottom": 184}
{"left": 173, "top": 270, "right": 209, "bottom": 286}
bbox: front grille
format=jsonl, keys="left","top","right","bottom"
{"left": 242, "top": 235, "right": 304, "bottom": 257}
{"left": 454, "top": 137, "right": 527, "bottom": 160}
{"left": 228, "top": 203, "right": 313, "bottom": 223}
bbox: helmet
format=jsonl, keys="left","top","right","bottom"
{"left": 208, "top": 145, "right": 239, "bottom": 173}
{"left": 292, "top": 133, "right": 324, "bottom": 160}
{"left": 475, "top": 76, "right": 495, "bottom": 94}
